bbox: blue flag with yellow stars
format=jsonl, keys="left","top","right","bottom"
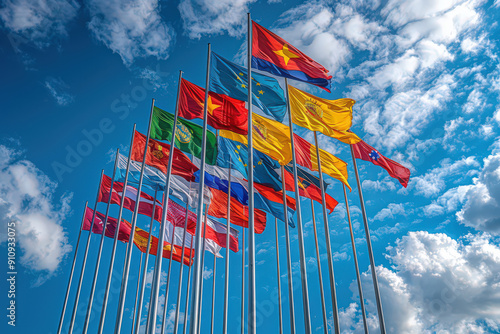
{"left": 217, "top": 135, "right": 282, "bottom": 192}
{"left": 210, "top": 52, "right": 287, "bottom": 122}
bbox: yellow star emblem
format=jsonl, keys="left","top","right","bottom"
{"left": 256, "top": 82, "right": 261, "bottom": 86}
{"left": 273, "top": 44, "right": 300, "bottom": 66}
{"left": 198, "top": 95, "right": 221, "bottom": 115}
{"left": 241, "top": 84, "right": 247, "bottom": 88}
{"left": 239, "top": 72, "right": 244, "bottom": 76}
{"left": 258, "top": 90, "right": 264, "bottom": 95}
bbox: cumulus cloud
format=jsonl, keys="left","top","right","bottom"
{"left": 87, "top": 0, "right": 175, "bottom": 65}
{"left": 44, "top": 76, "right": 74, "bottom": 106}
{"left": 373, "top": 203, "right": 406, "bottom": 221}
{"left": 0, "top": 0, "right": 79, "bottom": 48}
{"left": 0, "top": 144, "right": 73, "bottom": 285}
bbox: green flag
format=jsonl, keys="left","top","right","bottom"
{"left": 151, "top": 106, "right": 218, "bottom": 165}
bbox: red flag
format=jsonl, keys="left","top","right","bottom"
{"left": 83, "top": 207, "right": 131, "bottom": 242}
{"left": 351, "top": 140, "right": 411, "bottom": 188}
{"left": 134, "top": 227, "right": 193, "bottom": 266}
{"left": 131, "top": 131, "right": 197, "bottom": 181}
{"left": 203, "top": 218, "right": 239, "bottom": 252}
{"left": 179, "top": 78, "right": 248, "bottom": 135}
{"left": 254, "top": 182, "right": 296, "bottom": 211}
{"left": 208, "top": 188, "right": 267, "bottom": 234}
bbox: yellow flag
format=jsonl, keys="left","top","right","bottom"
{"left": 288, "top": 84, "right": 355, "bottom": 134}
{"left": 219, "top": 113, "right": 293, "bottom": 165}
{"left": 329, "top": 129, "right": 362, "bottom": 144}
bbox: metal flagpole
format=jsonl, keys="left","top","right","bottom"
{"left": 131, "top": 252, "right": 144, "bottom": 334}
{"left": 57, "top": 201, "right": 88, "bottom": 334}
{"left": 82, "top": 150, "right": 120, "bottom": 334}
{"left": 313, "top": 131, "right": 340, "bottom": 333}
{"left": 68, "top": 169, "right": 104, "bottom": 334}
{"left": 309, "top": 199, "right": 328, "bottom": 334}
{"left": 246, "top": 12, "right": 257, "bottom": 334}
{"left": 196, "top": 208, "right": 209, "bottom": 333}
{"left": 350, "top": 146, "right": 386, "bottom": 334}
{"left": 284, "top": 78, "right": 312, "bottom": 334}
{"left": 173, "top": 191, "right": 192, "bottom": 333}
{"left": 343, "top": 184, "right": 368, "bottom": 334}
{"left": 183, "top": 234, "right": 195, "bottom": 334}
{"left": 222, "top": 165, "right": 232, "bottom": 334}
{"left": 98, "top": 125, "right": 136, "bottom": 334}
{"left": 160, "top": 224, "right": 176, "bottom": 334}
{"left": 280, "top": 166, "right": 296, "bottom": 334}
{"left": 188, "top": 43, "right": 211, "bottom": 334}
{"left": 114, "top": 99, "right": 156, "bottom": 334}
{"left": 274, "top": 218, "right": 283, "bottom": 334}
{"left": 134, "top": 189, "right": 158, "bottom": 334}
{"left": 149, "top": 70, "right": 184, "bottom": 334}
{"left": 240, "top": 228, "right": 245, "bottom": 334}
{"left": 210, "top": 253, "right": 217, "bottom": 334}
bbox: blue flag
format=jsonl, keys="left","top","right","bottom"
{"left": 210, "top": 52, "right": 287, "bottom": 122}
{"left": 217, "top": 136, "right": 282, "bottom": 191}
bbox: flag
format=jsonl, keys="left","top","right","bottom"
{"left": 178, "top": 78, "right": 248, "bottom": 135}
{"left": 219, "top": 113, "right": 292, "bottom": 165}
{"left": 150, "top": 106, "right": 218, "bottom": 165}
{"left": 83, "top": 207, "right": 131, "bottom": 243}
{"left": 351, "top": 140, "right": 411, "bottom": 188}
{"left": 252, "top": 21, "right": 332, "bottom": 92}
{"left": 208, "top": 187, "right": 267, "bottom": 234}
{"left": 294, "top": 134, "right": 351, "bottom": 190}
{"left": 328, "top": 129, "right": 362, "bottom": 145}
{"left": 217, "top": 135, "right": 282, "bottom": 191}
{"left": 210, "top": 52, "right": 287, "bottom": 122}
{"left": 132, "top": 131, "right": 197, "bottom": 181}
{"left": 288, "top": 85, "right": 355, "bottom": 133}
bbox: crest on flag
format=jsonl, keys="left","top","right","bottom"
{"left": 369, "top": 150, "right": 380, "bottom": 161}
{"left": 175, "top": 123, "right": 192, "bottom": 144}
{"left": 252, "top": 119, "right": 267, "bottom": 140}
{"left": 305, "top": 100, "right": 323, "bottom": 119}
{"left": 151, "top": 145, "right": 164, "bottom": 159}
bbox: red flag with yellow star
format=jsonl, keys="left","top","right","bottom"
{"left": 178, "top": 78, "right": 248, "bottom": 134}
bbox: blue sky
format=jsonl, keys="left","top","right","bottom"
{"left": 1, "top": 0, "right": 500, "bottom": 333}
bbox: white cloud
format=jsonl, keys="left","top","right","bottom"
{"left": 0, "top": 144, "right": 73, "bottom": 285}
{"left": 178, "top": 0, "right": 255, "bottom": 39}
{"left": 202, "top": 266, "right": 213, "bottom": 279}
{"left": 362, "top": 177, "right": 397, "bottom": 192}
{"left": 87, "top": 0, "right": 175, "bottom": 65}
{"left": 44, "top": 76, "right": 74, "bottom": 106}
{"left": 0, "top": 0, "right": 79, "bottom": 48}
{"left": 423, "top": 185, "right": 474, "bottom": 217}
{"left": 373, "top": 203, "right": 406, "bottom": 221}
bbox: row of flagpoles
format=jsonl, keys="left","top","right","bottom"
{"left": 57, "top": 13, "right": 411, "bottom": 334}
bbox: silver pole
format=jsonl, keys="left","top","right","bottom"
{"left": 68, "top": 169, "right": 104, "bottom": 334}
{"left": 149, "top": 70, "right": 184, "bottom": 334}
{"left": 309, "top": 199, "right": 328, "bottom": 334}
{"left": 313, "top": 131, "right": 340, "bottom": 333}
{"left": 196, "top": 208, "right": 209, "bottom": 333}
{"left": 240, "top": 228, "right": 245, "bottom": 334}
{"left": 98, "top": 125, "right": 136, "bottom": 334}
{"left": 57, "top": 201, "right": 88, "bottom": 334}
{"left": 160, "top": 223, "right": 176, "bottom": 334}
{"left": 134, "top": 189, "right": 158, "bottom": 334}
{"left": 343, "top": 184, "right": 369, "bottom": 334}
{"left": 210, "top": 253, "right": 217, "bottom": 334}
{"left": 146, "top": 193, "right": 162, "bottom": 334}
{"left": 280, "top": 166, "right": 296, "bottom": 334}
{"left": 188, "top": 44, "right": 211, "bottom": 334}
{"left": 82, "top": 150, "right": 120, "bottom": 334}
{"left": 274, "top": 218, "right": 283, "bottom": 334}
{"left": 222, "top": 166, "right": 232, "bottom": 334}
{"left": 284, "top": 78, "right": 312, "bottom": 334}
{"left": 246, "top": 12, "right": 257, "bottom": 334}
{"left": 114, "top": 99, "right": 156, "bottom": 334}
{"left": 183, "top": 234, "right": 195, "bottom": 334}
{"left": 131, "top": 252, "right": 144, "bottom": 334}
{"left": 174, "top": 194, "right": 192, "bottom": 333}
{"left": 350, "top": 145, "right": 386, "bottom": 334}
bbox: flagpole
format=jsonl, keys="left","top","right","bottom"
{"left": 309, "top": 199, "right": 328, "bottom": 334}
{"left": 188, "top": 43, "right": 211, "bottom": 334}
{"left": 196, "top": 208, "right": 209, "bottom": 333}
{"left": 350, "top": 146, "right": 386, "bottom": 334}
{"left": 313, "top": 131, "right": 340, "bottom": 333}
{"left": 284, "top": 78, "right": 312, "bottom": 334}
{"left": 150, "top": 69, "right": 184, "bottom": 334}
{"left": 210, "top": 253, "right": 217, "bottom": 334}
{"left": 274, "top": 218, "right": 283, "bottom": 334}
{"left": 114, "top": 98, "right": 156, "bottom": 334}
{"left": 57, "top": 201, "right": 88, "bottom": 334}
{"left": 280, "top": 166, "right": 296, "bottom": 334}
{"left": 82, "top": 149, "right": 120, "bottom": 334}
{"left": 131, "top": 252, "right": 144, "bottom": 334}
{"left": 246, "top": 12, "right": 257, "bottom": 334}
{"left": 68, "top": 169, "right": 104, "bottom": 334}
{"left": 133, "top": 189, "right": 158, "bottom": 334}
{"left": 160, "top": 223, "right": 176, "bottom": 334}
{"left": 222, "top": 165, "right": 232, "bottom": 334}
{"left": 98, "top": 125, "right": 136, "bottom": 334}
{"left": 343, "top": 184, "right": 369, "bottom": 334}
{"left": 240, "top": 227, "right": 245, "bottom": 334}
{"left": 183, "top": 234, "right": 195, "bottom": 334}
{"left": 173, "top": 190, "right": 192, "bottom": 333}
